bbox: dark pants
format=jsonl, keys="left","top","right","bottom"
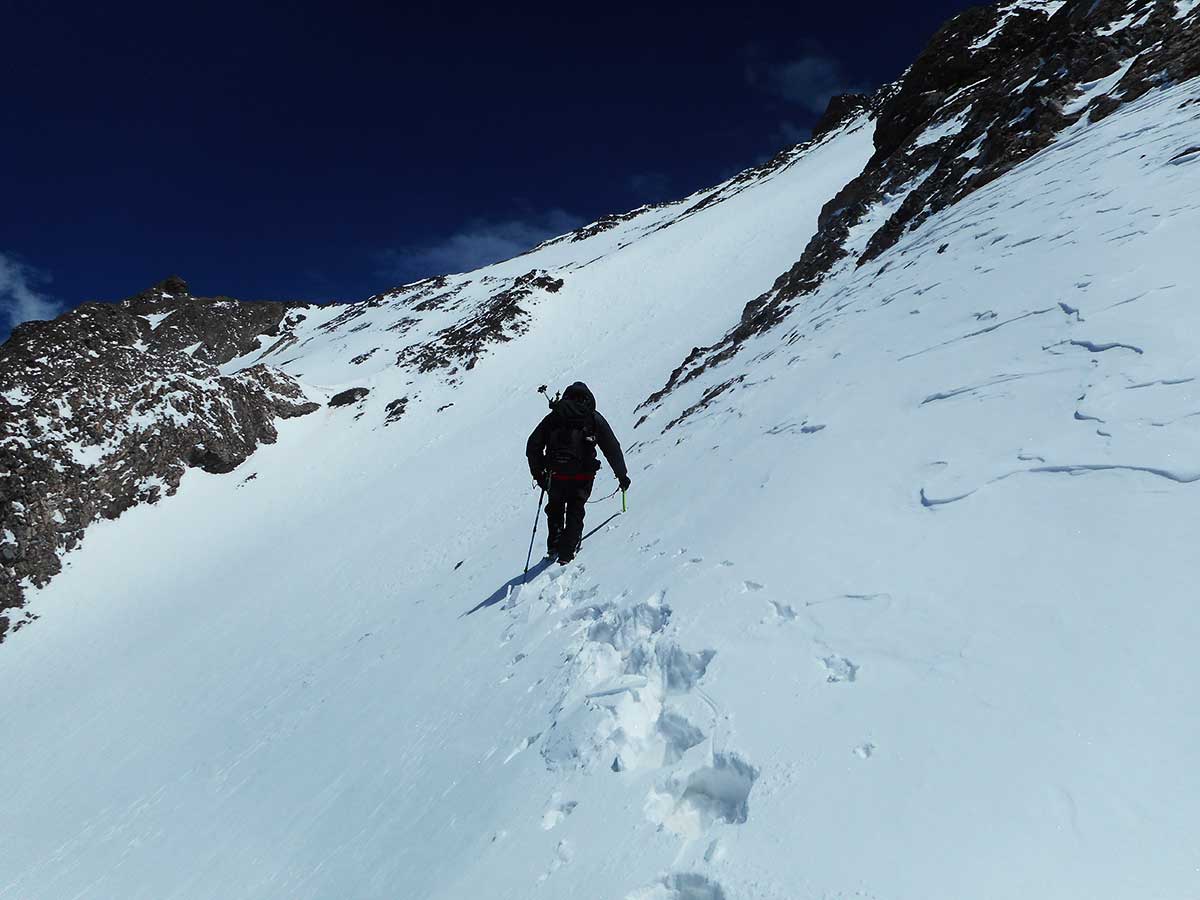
{"left": 546, "top": 477, "right": 594, "bottom": 557}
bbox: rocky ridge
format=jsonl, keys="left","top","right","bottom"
{"left": 638, "top": 0, "right": 1200, "bottom": 422}
{"left": 0, "top": 279, "right": 319, "bottom": 638}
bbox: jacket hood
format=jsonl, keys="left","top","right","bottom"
{"left": 563, "top": 382, "right": 595, "bottom": 408}
{"left": 557, "top": 382, "right": 596, "bottom": 419}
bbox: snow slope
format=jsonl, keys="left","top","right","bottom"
{"left": 3, "top": 71, "right": 1200, "bottom": 900}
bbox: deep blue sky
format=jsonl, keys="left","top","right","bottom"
{"left": 2, "top": 0, "right": 978, "bottom": 335}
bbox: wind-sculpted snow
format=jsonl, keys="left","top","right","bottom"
{"left": 3, "top": 3, "right": 1200, "bottom": 897}
{"left": 643, "top": 74, "right": 1200, "bottom": 514}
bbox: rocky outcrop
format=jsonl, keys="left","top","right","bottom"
{"left": 811, "top": 92, "right": 872, "bottom": 141}
{"left": 0, "top": 279, "right": 319, "bottom": 639}
{"left": 120, "top": 275, "right": 307, "bottom": 365}
{"left": 329, "top": 387, "right": 370, "bottom": 407}
{"left": 384, "top": 397, "right": 408, "bottom": 425}
{"left": 396, "top": 270, "right": 565, "bottom": 377}
{"left": 640, "top": 0, "right": 1200, "bottom": 421}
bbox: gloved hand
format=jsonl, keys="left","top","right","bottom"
{"left": 618, "top": 475, "right": 631, "bottom": 491}
{"left": 533, "top": 469, "right": 549, "bottom": 490}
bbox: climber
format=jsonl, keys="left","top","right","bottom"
{"left": 526, "top": 382, "right": 630, "bottom": 564}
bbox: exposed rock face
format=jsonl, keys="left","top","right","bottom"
{"left": 396, "top": 270, "right": 565, "bottom": 376}
{"left": 0, "top": 279, "right": 319, "bottom": 639}
{"left": 811, "top": 93, "right": 872, "bottom": 140}
{"left": 120, "top": 275, "right": 306, "bottom": 365}
{"left": 329, "top": 387, "right": 370, "bottom": 407}
{"left": 640, "top": 0, "right": 1200, "bottom": 419}
{"left": 384, "top": 397, "right": 408, "bottom": 425}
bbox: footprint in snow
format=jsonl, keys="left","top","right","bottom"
{"left": 626, "top": 873, "right": 728, "bottom": 900}
{"left": 536, "top": 840, "right": 574, "bottom": 883}
{"left": 820, "top": 655, "right": 859, "bottom": 683}
{"left": 503, "top": 732, "right": 542, "bottom": 764}
{"left": 541, "top": 794, "right": 578, "bottom": 830}
{"left": 644, "top": 752, "right": 758, "bottom": 840}
{"left": 767, "top": 600, "right": 797, "bottom": 622}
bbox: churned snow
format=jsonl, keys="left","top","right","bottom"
{"left": 2, "top": 76, "right": 1200, "bottom": 900}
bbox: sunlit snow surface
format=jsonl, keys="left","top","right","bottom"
{"left": 2, "top": 79, "right": 1200, "bottom": 900}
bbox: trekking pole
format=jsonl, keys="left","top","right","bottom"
{"left": 524, "top": 481, "right": 547, "bottom": 582}
{"left": 622, "top": 489, "right": 627, "bottom": 513}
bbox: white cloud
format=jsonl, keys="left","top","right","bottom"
{"left": 383, "top": 210, "right": 583, "bottom": 282}
{"left": 627, "top": 172, "right": 673, "bottom": 203}
{"left": 0, "top": 254, "right": 62, "bottom": 338}
{"left": 745, "top": 49, "right": 867, "bottom": 116}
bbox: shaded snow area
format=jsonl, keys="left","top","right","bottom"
{"left": 3, "top": 74, "right": 1200, "bottom": 900}
{"left": 913, "top": 108, "right": 973, "bottom": 147}
{"left": 1063, "top": 55, "right": 1139, "bottom": 116}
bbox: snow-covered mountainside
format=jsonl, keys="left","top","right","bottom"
{"left": 2, "top": 1, "right": 1199, "bottom": 897}
{"left": 0, "top": 277, "right": 320, "bottom": 633}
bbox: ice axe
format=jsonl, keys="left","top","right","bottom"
{"left": 524, "top": 385, "right": 558, "bottom": 582}
{"left": 523, "top": 481, "right": 546, "bottom": 582}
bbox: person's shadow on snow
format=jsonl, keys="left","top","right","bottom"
{"left": 461, "top": 556, "right": 555, "bottom": 617}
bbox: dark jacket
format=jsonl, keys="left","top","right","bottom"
{"left": 526, "top": 382, "right": 628, "bottom": 480}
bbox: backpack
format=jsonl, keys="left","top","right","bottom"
{"left": 545, "top": 405, "right": 598, "bottom": 473}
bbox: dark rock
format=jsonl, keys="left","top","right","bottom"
{"left": 122, "top": 276, "right": 303, "bottom": 366}
{"left": 329, "top": 388, "right": 370, "bottom": 407}
{"left": 384, "top": 397, "right": 408, "bottom": 424}
{"left": 0, "top": 279, "right": 319, "bottom": 641}
{"left": 396, "top": 270, "right": 566, "bottom": 377}
{"left": 812, "top": 93, "right": 871, "bottom": 140}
